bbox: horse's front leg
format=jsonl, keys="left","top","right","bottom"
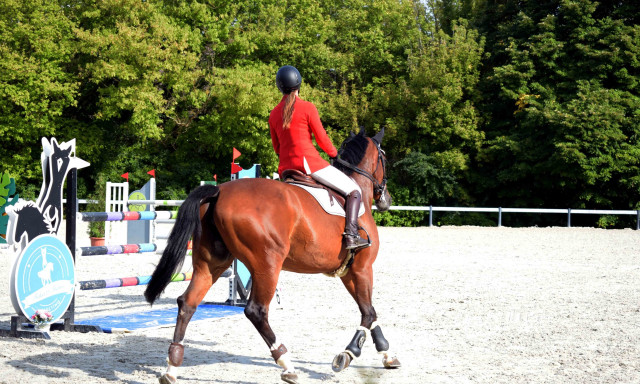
{"left": 333, "top": 263, "right": 401, "bottom": 372}
{"left": 244, "top": 269, "right": 299, "bottom": 384}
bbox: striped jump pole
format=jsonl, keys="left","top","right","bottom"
{"left": 78, "top": 243, "right": 158, "bottom": 256}
{"left": 79, "top": 272, "right": 192, "bottom": 290}
{"left": 128, "top": 199, "right": 184, "bottom": 207}
{"left": 78, "top": 211, "right": 177, "bottom": 222}
{"left": 156, "top": 240, "right": 193, "bottom": 256}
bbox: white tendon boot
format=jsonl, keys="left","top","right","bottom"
{"left": 271, "top": 341, "right": 298, "bottom": 384}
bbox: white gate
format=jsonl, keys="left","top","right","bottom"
{"left": 105, "top": 181, "right": 129, "bottom": 245}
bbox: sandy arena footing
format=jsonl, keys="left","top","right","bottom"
{"left": 0, "top": 226, "right": 639, "bottom": 383}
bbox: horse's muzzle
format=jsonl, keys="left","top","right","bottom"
{"left": 375, "top": 189, "right": 392, "bottom": 212}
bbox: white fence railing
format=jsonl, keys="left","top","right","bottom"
{"left": 123, "top": 202, "right": 640, "bottom": 230}
{"left": 56, "top": 197, "right": 640, "bottom": 231}
{"left": 123, "top": 201, "right": 640, "bottom": 230}
{"left": 375, "top": 206, "right": 640, "bottom": 230}
{"left": 63, "top": 197, "right": 640, "bottom": 230}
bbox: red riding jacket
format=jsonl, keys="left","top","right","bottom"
{"left": 269, "top": 95, "right": 338, "bottom": 176}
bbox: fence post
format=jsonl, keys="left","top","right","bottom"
{"left": 429, "top": 205, "right": 433, "bottom": 227}
{"left": 64, "top": 168, "right": 77, "bottom": 331}
{"left": 636, "top": 210, "right": 639, "bottom": 230}
{"left": 498, "top": 207, "right": 502, "bottom": 227}
{"left": 150, "top": 177, "right": 157, "bottom": 243}
{"left": 567, "top": 208, "right": 571, "bottom": 227}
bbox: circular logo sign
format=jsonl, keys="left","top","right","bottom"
{"left": 10, "top": 234, "right": 75, "bottom": 323}
{"left": 128, "top": 191, "right": 147, "bottom": 212}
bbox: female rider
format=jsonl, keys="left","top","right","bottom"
{"left": 268, "top": 65, "right": 369, "bottom": 250}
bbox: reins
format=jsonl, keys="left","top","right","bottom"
{"left": 333, "top": 139, "right": 388, "bottom": 196}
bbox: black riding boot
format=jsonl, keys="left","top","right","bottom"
{"left": 344, "top": 190, "right": 370, "bottom": 250}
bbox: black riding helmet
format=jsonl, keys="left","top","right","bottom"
{"left": 276, "top": 65, "right": 302, "bottom": 94}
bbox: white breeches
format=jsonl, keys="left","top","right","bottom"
{"left": 310, "top": 165, "right": 361, "bottom": 196}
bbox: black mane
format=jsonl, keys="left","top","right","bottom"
{"left": 334, "top": 129, "right": 369, "bottom": 175}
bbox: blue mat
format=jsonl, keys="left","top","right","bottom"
{"left": 76, "top": 304, "right": 244, "bottom": 333}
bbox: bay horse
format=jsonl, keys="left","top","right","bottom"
{"left": 145, "top": 128, "right": 401, "bottom": 384}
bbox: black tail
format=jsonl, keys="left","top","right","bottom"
{"left": 144, "top": 185, "right": 220, "bottom": 304}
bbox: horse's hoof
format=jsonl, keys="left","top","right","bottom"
{"left": 332, "top": 352, "right": 352, "bottom": 372}
{"left": 281, "top": 371, "right": 299, "bottom": 384}
{"left": 158, "top": 373, "right": 177, "bottom": 384}
{"left": 382, "top": 355, "right": 401, "bottom": 369}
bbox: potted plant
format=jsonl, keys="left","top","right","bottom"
{"left": 88, "top": 220, "right": 105, "bottom": 246}
{"left": 87, "top": 176, "right": 106, "bottom": 246}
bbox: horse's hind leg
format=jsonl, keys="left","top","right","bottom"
{"left": 243, "top": 268, "right": 298, "bottom": 384}
{"left": 333, "top": 264, "right": 401, "bottom": 372}
{"left": 160, "top": 252, "right": 233, "bottom": 384}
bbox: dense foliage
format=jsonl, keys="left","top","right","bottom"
{"left": 1, "top": 0, "right": 638, "bottom": 227}
{"left": 472, "top": 0, "right": 640, "bottom": 227}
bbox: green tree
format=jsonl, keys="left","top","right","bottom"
{"left": 426, "top": 0, "right": 484, "bottom": 35}
{"left": 374, "top": 20, "right": 485, "bottom": 214}
{"left": 63, "top": 0, "right": 207, "bottom": 189}
{"left": 474, "top": 0, "right": 640, "bottom": 226}
{"left": 0, "top": 0, "right": 79, "bottom": 189}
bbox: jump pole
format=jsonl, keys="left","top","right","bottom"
{"left": 102, "top": 163, "right": 254, "bottom": 307}
{"left": 79, "top": 272, "right": 192, "bottom": 290}
{"left": 51, "top": 177, "right": 192, "bottom": 333}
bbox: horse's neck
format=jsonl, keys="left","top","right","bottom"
{"left": 354, "top": 175, "right": 374, "bottom": 207}
{"left": 358, "top": 147, "right": 381, "bottom": 206}
{"left": 354, "top": 156, "right": 376, "bottom": 202}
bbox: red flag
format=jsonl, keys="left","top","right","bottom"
{"left": 121, "top": 172, "right": 129, "bottom": 182}
{"left": 231, "top": 162, "right": 243, "bottom": 174}
{"left": 232, "top": 147, "right": 241, "bottom": 161}
{"left": 214, "top": 174, "right": 217, "bottom": 182}
{"left": 147, "top": 169, "right": 156, "bottom": 178}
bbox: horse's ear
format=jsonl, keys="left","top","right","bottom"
{"left": 51, "top": 137, "right": 61, "bottom": 151}
{"left": 372, "top": 127, "right": 385, "bottom": 144}
{"left": 349, "top": 131, "right": 356, "bottom": 138}
{"left": 358, "top": 126, "right": 366, "bottom": 137}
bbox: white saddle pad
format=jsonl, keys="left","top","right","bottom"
{"left": 290, "top": 184, "right": 365, "bottom": 218}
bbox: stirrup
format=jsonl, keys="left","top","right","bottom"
{"left": 344, "top": 234, "right": 371, "bottom": 250}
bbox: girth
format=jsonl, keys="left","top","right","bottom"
{"left": 281, "top": 169, "right": 346, "bottom": 207}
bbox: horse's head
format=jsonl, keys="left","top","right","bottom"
{"left": 370, "top": 129, "right": 392, "bottom": 211}
{"left": 334, "top": 128, "right": 392, "bottom": 211}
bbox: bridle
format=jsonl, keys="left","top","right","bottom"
{"left": 333, "top": 138, "right": 388, "bottom": 198}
